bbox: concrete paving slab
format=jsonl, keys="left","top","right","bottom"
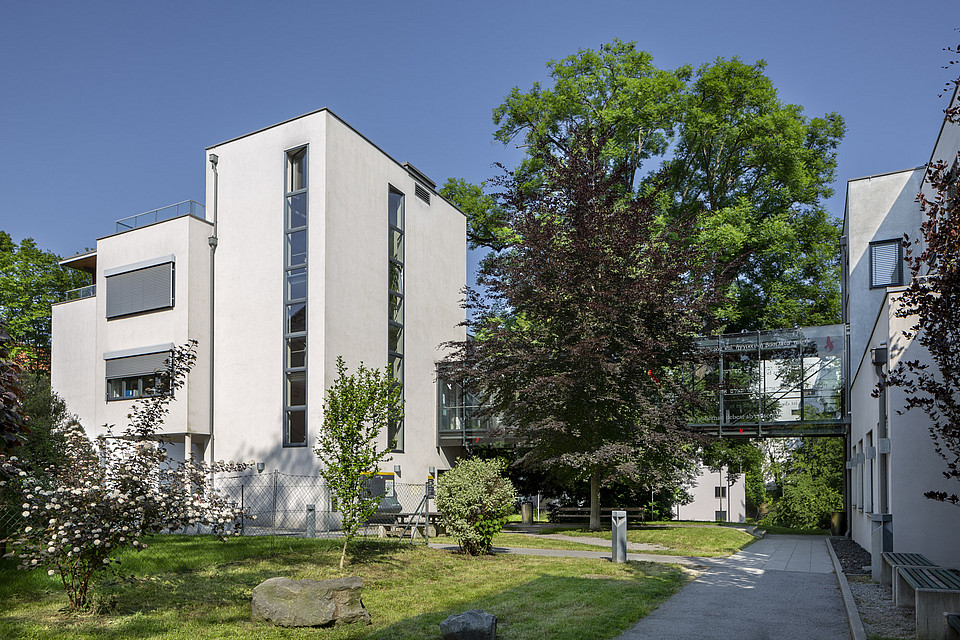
{"left": 616, "top": 535, "right": 848, "bottom": 640}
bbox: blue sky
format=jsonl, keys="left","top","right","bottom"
{"left": 1, "top": 0, "right": 957, "bottom": 280}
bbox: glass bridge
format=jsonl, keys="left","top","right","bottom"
{"left": 690, "top": 324, "right": 847, "bottom": 438}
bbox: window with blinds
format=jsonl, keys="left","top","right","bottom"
{"left": 105, "top": 261, "right": 174, "bottom": 318}
{"left": 105, "top": 350, "right": 171, "bottom": 400}
{"left": 869, "top": 239, "right": 902, "bottom": 288}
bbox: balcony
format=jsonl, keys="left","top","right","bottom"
{"left": 115, "top": 200, "right": 205, "bottom": 233}
{"left": 63, "top": 284, "right": 96, "bottom": 302}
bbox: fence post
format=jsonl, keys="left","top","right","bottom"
{"left": 306, "top": 504, "right": 316, "bottom": 538}
{"left": 240, "top": 484, "right": 245, "bottom": 535}
{"left": 272, "top": 470, "right": 279, "bottom": 531}
{"left": 425, "top": 479, "right": 435, "bottom": 546}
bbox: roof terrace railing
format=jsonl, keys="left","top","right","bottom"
{"left": 64, "top": 284, "right": 96, "bottom": 301}
{"left": 115, "top": 200, "right": 206, "bottom": 233}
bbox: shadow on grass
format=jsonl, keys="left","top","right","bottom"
{"left": 367, "top": 562, "right": 686, "bottom": 640}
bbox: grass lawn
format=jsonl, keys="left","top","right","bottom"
{"left": 555, "top": 524, "right": 755, "bottom": 557}
{"left": 0, "top": 535, "right": 689, "bottom": 640}
{"left": 432, "top": 532, "right": 609, "bottom": 552}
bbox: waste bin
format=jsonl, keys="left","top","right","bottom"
{"left": 830, "top": 511, "right": 845, "bottom": 536}
{"left": 521, "top": 502, "right": 533, "bottom": 525}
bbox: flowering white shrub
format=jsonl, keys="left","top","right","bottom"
{"left": 0, "top": 341, "right": 249, "bottom": 610}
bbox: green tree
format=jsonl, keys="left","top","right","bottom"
{"left": 0, "top": 233, "right": 90, "bottom": 372}
{"left": 763, "top": 437, "right": 843, "bottom": 529}
{"left": 435, "top": 458, "right": 517, "bottom": 555}
{"left": 443, "top": 125, "right": 716, "bottom": 530}
{"left": 445, "top": 40, "right": 845, "bottom": 332}
{"left": 0, "top": 323, "right": 27, "bottom": 455}
{"left": 315, "top": 357, "right": 402, "bottom": 569}
{"left": 18, "top": 374, "right": 72, "bottom": 472}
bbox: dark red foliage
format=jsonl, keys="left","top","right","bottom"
{"left": 443, "top": 125, "right": 725, "bottom": 493}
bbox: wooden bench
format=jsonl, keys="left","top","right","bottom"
{"left": 944, "top": 612, "right": 960, "bottom": 640}
{"left": 554, "top": 507, "right": 647, "bottom": 523}
{"left": 881, "top": 551, "right": 938, "bottom": 586}
{"left": 893, "top": 567, "right": 960, "bottom": 640}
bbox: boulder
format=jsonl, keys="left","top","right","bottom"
{"left": 440, "top": 609, "right": 498, "bottom": 640}
{"left": 251, "top": 576, "right": 371, "bottom": 627}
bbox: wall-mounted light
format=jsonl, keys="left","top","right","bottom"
{"left": 428, "top": 466, "right": 436, "bottom": 478}
{"left": 393, "top": 464, "right": 401, "bottom": 478}
{"left": 256, "top": 462, "right": 265, "bottom": 474}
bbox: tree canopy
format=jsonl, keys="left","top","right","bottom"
{"left": 443, "top": 125, "right": 717, "bottom": 529}
{"left": 442, "top": 40, "right": 845, "bottom": 332}
{"left": 0, "top": 232, "right": 90, "bottom": 372}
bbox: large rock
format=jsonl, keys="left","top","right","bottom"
{"left": 440, "top": 609, "right": 497, "bottom": 640}
{"left": 251, "top": 576, "right": 371, "bottom": 627}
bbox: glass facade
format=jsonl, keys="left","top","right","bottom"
{"left": 691, "top": 324, "right": 846, "bottom": 437}
{"left": 284, "top": 147, "right": 308, "bottom": 446}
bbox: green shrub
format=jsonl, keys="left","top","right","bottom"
{"left": 436, "top": 458, "right": 517, "bottom": 555}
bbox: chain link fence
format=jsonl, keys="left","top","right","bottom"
{"left": 1, "top": 472, "right": 437, "bottom": 573}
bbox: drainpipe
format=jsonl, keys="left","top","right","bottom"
{"left": 870, "top": 345, "right": 892, "bottom": 580}
{"left": 208, "top": 153, "right": 219, "bottom": 483}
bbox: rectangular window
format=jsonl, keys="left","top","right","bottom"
{"left": 105, "top": 261, "right": 174, "bottom": 319}
{"left": 288, "top": 147, "right": 306, "bottom": 193}
{"left": 715, "top": 511, "right": 727, "bottom": 522}
{"left": 870, "top": 239, "right": 903, "bottom": 288}
{"left": 105, "top": 351, "right": 170, "bottom": 401}
{"left": 715, "top": 486, "right": 727, "bottom": 499}
{"left": 286, "top": 337, "right": 306, "bottom": 368}
{"left": 286, "top": 410, "right": 306, "bottom": 446}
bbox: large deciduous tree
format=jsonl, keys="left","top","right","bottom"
{"left": 884, "top": 77, "right": 960, "bottom": 505}
{"left": 443, "top": 40, "right": 845, "bottom": 332}
{"left": 444, "top": 124, "right": 720, "bottom": 530}
{"left": 0, "top": 233, "right": 90, "bottom": 372}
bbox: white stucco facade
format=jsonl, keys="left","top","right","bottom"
{"left": 843, "top": 87, "right": 960, "bottom": 569}
{"left": 676, "top": 465, "right": 746, "bottom": 523}
{"left": 52, "top": 109, "right": 467, "bottom": 485}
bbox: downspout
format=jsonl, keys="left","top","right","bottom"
{"left": 208, "top": 153, "right": 219, "bottom": 482}
{"left": 873, "top": 346, "right": 889, "bottom": 515}
{"left": 870, "top": 345, "right": 892, "bottom": 579}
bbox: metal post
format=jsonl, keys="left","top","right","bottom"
{"left": 611, "top": 510, "right": 627, "bottom": 563}
{"left": 306, "top": 504, "right": 316, "bottom": 538}
{"left": 240, "top": 484, "right": 245, "bottom": 535}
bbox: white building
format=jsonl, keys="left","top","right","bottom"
{"left": 842, "top": 85, "right": 960, "bottom": 570}
{"left": 52, "top": 109, "right": 467, "bottom": 486}
{"left": 676, "top": 466, "right": 746, "bottom": 523}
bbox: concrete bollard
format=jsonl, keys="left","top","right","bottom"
{"left": 612, "top": 510, "right": 627, "bottom": 563}
{"left": 306, "top": 504, "right": 316, "bottom": 538}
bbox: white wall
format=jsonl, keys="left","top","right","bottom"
{"left": 676, "top": 465, "right": 746, "bottom": 523}
{"left": 205, "top": 110, "right": 466, "bottom": 480}
{"left": 52, "top": 214, "right": 212, "bottom": 447}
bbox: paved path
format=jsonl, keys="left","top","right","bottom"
{"left": 615, "top": 535, "right": 848, "bottom": 640}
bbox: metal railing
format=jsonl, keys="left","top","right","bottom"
{"left": 63, "top": 284, "right": 96, "bottom": 301}
{"left": 115, "top": 200, "right": 206, "bottom": 233}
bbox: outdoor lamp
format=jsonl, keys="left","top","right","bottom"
{"left": 256, "top": 462, "right": 265, "bottom": 474}
{"left": 394, "top": 464, "right": 401, "bottom": 477}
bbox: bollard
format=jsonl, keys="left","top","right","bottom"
{"left": 306, "top": 504, "right": 316, "bottom": 538}
{"left": 611, "top": 510, "right": 627, "bottom": 563}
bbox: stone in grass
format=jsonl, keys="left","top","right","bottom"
{"left": 440, "top": 609, "right": 498, "bottom": 640}
{"left": 251, "top": 576, "right": 371, "bottom": 627}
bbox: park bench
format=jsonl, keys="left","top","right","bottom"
{"left": 893, "top": 566, "right": 960, "bottom": 640}
{"left": 944, "top": 612, "right": 960, "bottom": 640}
{"left": 554, "top": 507, "right": 647, "bottom": 523}
{"left": 880, "top": 551, "right": 938, "bottom": 586}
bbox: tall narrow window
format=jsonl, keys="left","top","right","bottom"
{"left": 388, "top": 187, "right": 404, "bottom": 451}
{"left": 284, "top": 146, "right": 308, "bottom": 446}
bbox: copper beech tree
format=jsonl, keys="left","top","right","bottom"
{"left": 444, "top": 125, "right": 724, "bottom": 530}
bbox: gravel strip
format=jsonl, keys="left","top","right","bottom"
{"left": 829, "top": 537, "right": 915, "bottom": 639}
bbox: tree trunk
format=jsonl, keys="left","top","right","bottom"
{"left": 589, "top": 472, "right": 601, "bottom": 531}
{"left": 339, "top": 538, "right": 348, "bottom": 570}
